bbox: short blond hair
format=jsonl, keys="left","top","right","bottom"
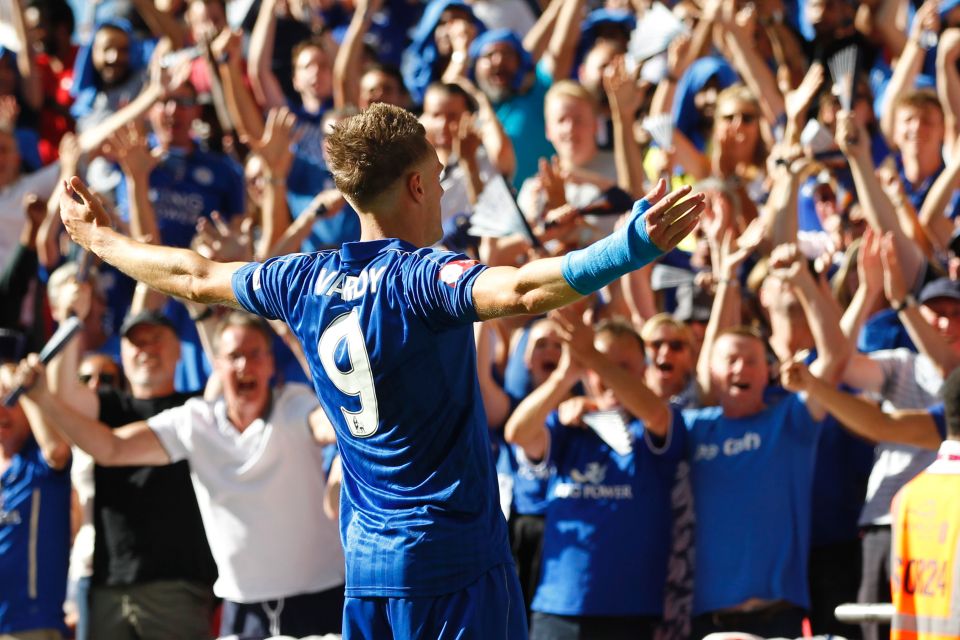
{"left": 640, "top": 313, "right": 693, "bottom": 344}
{"left": 545, "top": 80, "right": 598, "bottom": 117}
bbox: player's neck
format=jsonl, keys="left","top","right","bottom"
{"left": 358, "top": 213, "right": 431, "bottom": 247}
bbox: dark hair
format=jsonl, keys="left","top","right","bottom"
{"left": 941, "top": 367, "right": 960, "bottom": 438}
{"left": 27, "top": 0, "right": 75, "bottom": 34}
{"left": 364, "top": 63, "right": 408, "bottom": 94}
{"left": 424, "top": 82, "right": 477, "bottom": 112}
{"left": 213, "top": 312, "right": 274, "bottom": 355}
{"left": 325, "top": 103, "right": 433, "bottom": 208}
{"left": 291, "top": 36, "right": 330, "bottom": 69}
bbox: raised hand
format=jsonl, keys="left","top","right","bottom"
{"left": 780, "top": 359, "right": 813, "bottom": 393}
{"left": 452, "top": 112, "right": 481, "bottom": 162}
{"left": 856, "top": 227, "right": 883, "bottom": 295}
{"left": 835, "top": 111, "right": 868, "bottom": 158}
{"left": 768, "top": 242, "right": 807, "bottom": 284}
{"left": 785, "top": 63, "right": 825, "bottom": 124}
{"left": 253, "top": 107, "right": 298, "bottom": 180}
{"left": 103, "top": 123, "right": 160, "bottom": 179}
{"left": 878, "top": 231, "right": 909, "bottom": 305}
{"left": 210, "top": 27, "right": 244, "bottom": 65}
{"left": 639, "top": 183, "right": 704, "bottom": 252}
{"left": 194, "top": 211, "right": 255, "bottom": 263}
{"left": 603, "top": 56, "right": 641, "bottom": 119}
{"left": 59, "top": 177, "right": 113, "bottom": 250}
{"left": 0, "top": 95, "right": 19, "bottom": 131}
{"left": 538, "top": 156, "right": 567, "bottom": 210}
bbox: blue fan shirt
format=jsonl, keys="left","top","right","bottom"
{"left": 231, "top": 239, "right": 512, "bottom": 597}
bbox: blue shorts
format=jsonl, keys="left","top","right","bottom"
{"left": 343, "top": 562, "right": 528, "bottom": 639}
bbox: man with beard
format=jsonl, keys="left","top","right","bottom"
{"left": 466, "top": 0, "right": 585, "bottom": 187}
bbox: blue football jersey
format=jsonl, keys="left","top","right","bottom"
{"left": 232, "top": 238, "right": 512, "bottom": 597}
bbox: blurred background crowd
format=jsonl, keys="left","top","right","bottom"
{"left": 0, "top": 0, "right": 959, "bottom": 639}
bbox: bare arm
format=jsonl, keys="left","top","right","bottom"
{"left": 937, "top": 29, "right": 960, "bottom": 158}
{"left": 248, "top": 0, "right": 288, "bottom": 109}
{"left": 770, "top": 245, "right": 852, "bottom": 420}
{"left": 918, "top": 141, "right": 960, "bottom": 253}
{"left": 130, "top": 0, "right": 187, "bottom": 47}
{"left": 475, "top": 323, "right": 512, "bottom": 429}
{"left": 19, "top": 356, "right": 170, "bottom": 467}
{"left": 7, "top": 359, "right": 70, "bottom": 470}
{"left": 541, "top": 0, "right": 586, "bottom": 81}
{"left": 60, "top": 177, "right": 245, "bottom": 307}
{"left": 504, "top": 350, "right": 581, "bottom": 461}
{"left": 334, "top": 0, "right": 381, "bottom": 109}
{"left": 605, "top": 60, "right": 646, "bottom": 197}
{"left": 782, "top": 360, "right": 942, "bottom": 450}
{"left": 211, "top": 28, "right": 266, "bottom": 144}
{"left": 523, "top": 0, "right": 563, "bottom": 63}
{"left": 719, "top": 6, "right": 785, "bottom": 126}
{"left": 10, "top": 0, "right": 42, "bottom": 111}
{"left": 559, "top": 313, "right": 671, "bottom": 436}
{"left": 880, "top": 232, "right": 960, "bottom": 379}
{"left": 472, "top": 184, "right": 703, "bottom": 319}
{"left": 104, "top": 124, "right": 161, "bottom": 243}
{"left": 880, "top": 3, "right": 933, "bottom": 144}
{"left": 837, "top": 113, "right": 924, "bottom": 287}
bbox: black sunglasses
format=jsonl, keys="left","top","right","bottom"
{"left": 79, "top": 372, "right": 118, "bottom": 386}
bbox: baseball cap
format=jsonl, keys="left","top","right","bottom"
{"left": 119, "top": 310, "right": 177, "bottom": 339}
{"left": 918, "top": 278, "right": 960, "bottom": 305}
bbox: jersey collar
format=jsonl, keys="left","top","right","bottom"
{"left": 341, "top": 238, "right": 419, "bottom": 265}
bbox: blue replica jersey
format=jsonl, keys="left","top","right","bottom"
{"left": 232, "top": 239, "right": 512, "bottom": 597}
{"left": 928, "top": 403, "right": 948, "bottom": 440}
{"left": 117, "top": 147, "right": 245, "bottom": 248}
{"left": 532, "top": 411, "right": 682, "bottom": 616}
{"left": 682, "top": 394, "right": 822, "bottom": 614}
{"left": 0, "top": 438, "right": 70, "bottom": 633}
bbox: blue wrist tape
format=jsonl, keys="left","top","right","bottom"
{"left": 561, "top": 197, "right": 665, "bottom": 295}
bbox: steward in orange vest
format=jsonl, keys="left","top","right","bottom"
{"left": 891, "top": 408, "right": 960, "bottom": 640}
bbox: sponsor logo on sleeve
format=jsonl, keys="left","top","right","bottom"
{"left": 439, "top": 260, "right": 479, "bottom": 287}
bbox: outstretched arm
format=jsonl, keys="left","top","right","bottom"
{"left": 60, "top": 177, "right": 245, "bottom": 307}
{"left": 472, "top": 182, "right": 703, "bottom": 319}
{"left": 10, "top": 0, "right": 42, "bottom": 111}
{"left": 782, "top": 360, "right": 942, "bottom": 450}
{"left": 17, "top": 355, "right": 170, "bottom": 467}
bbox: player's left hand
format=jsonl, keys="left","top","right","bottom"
{"left": 639, "top": 181, "right": 704, "bottom": 253}
{"left": 60, "top": 177, "right": 113, "bottom": 251}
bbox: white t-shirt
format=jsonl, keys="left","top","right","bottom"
{"left": 147, "top": 383, "right": 345, "bottom": 602}
{"left": 517, "top": 150, "right": 620, "bottom": 244}
{"left": 859, "top": 349, "right": 942, "bottom": 526}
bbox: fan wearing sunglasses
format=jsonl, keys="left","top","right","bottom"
{"left": 77, "top": 353, "right": 120, "bottom": 391}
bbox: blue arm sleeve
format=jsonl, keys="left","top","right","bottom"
{"left": 560, "top": 197, "right": 664, "bottom": 295}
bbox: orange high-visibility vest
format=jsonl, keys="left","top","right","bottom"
{"left": 890, "top": 443, "right": 960, "bottom": 640}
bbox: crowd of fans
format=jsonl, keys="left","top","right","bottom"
{"left": 0, "top": 0, "right": 958, "bottom": 638}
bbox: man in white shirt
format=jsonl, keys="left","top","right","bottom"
{"left": 17, "top": 312, "right": 345, "bottom": 639}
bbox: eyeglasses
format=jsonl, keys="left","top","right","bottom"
{"left": 649, "top": 339, "right": 688, "bottom": 352}
{"left": 79, "top": 372, "right": 117, "bottom": 386}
